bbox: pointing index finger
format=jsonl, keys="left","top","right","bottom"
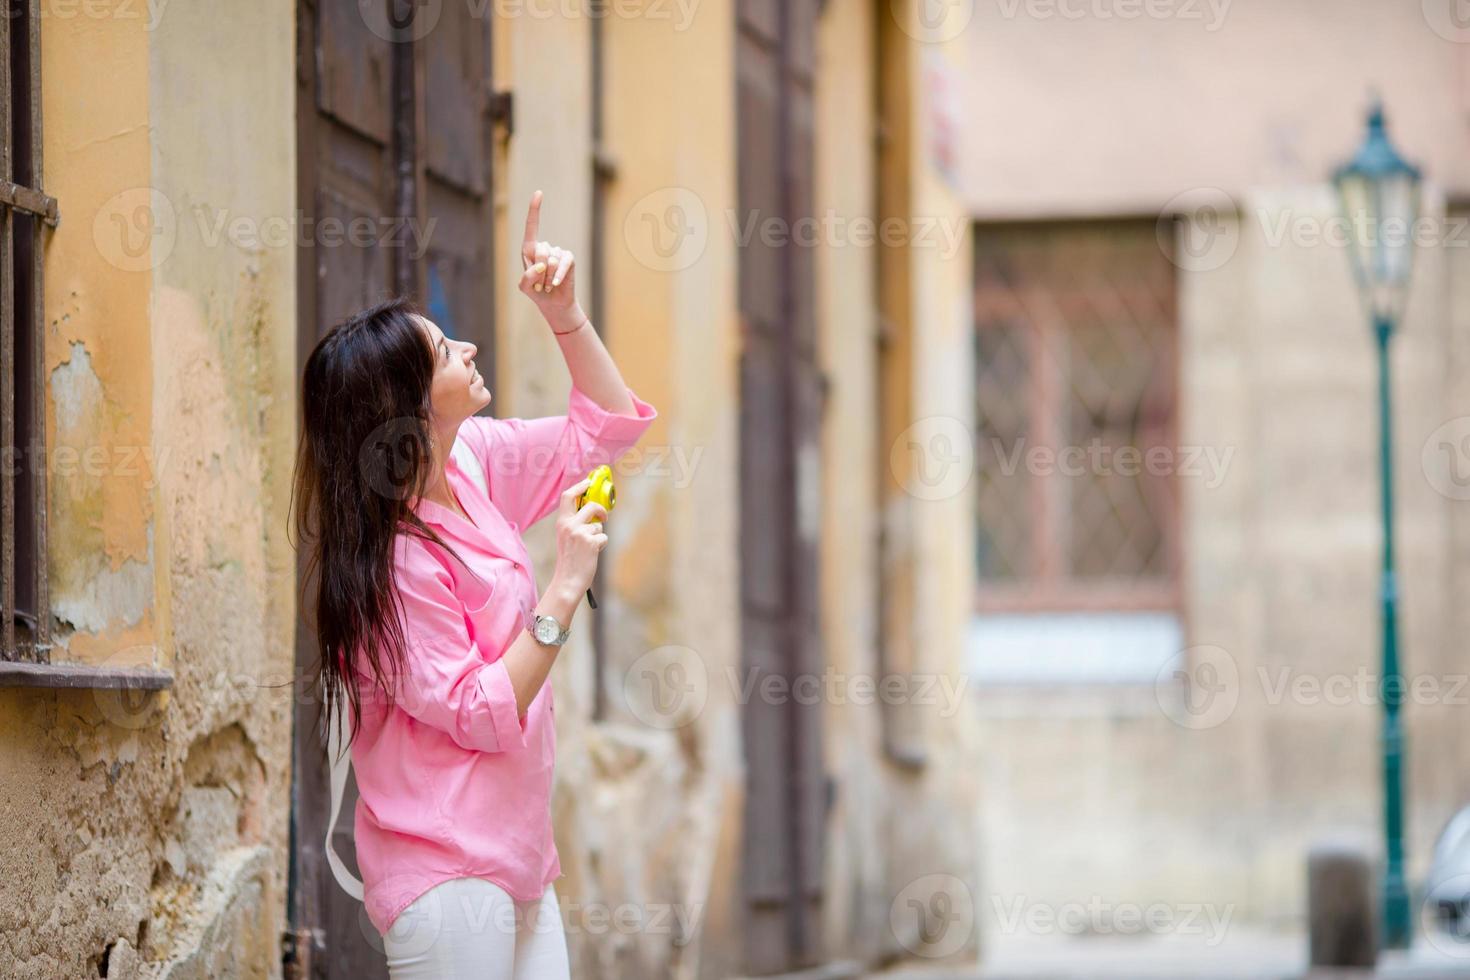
{"left": 522, "top": 190, "right": 543, "bottom": 260}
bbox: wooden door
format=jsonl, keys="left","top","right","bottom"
{"left": 737, "top": 0, "right": 828, "bottom": 972}
{"left": 290, "top": 1, "right": 498, "bottom": 975}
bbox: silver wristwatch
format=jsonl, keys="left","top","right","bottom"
{"left": 530, "top": 613, "right": 571, "bottom": 647}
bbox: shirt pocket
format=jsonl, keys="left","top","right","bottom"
{"left": 457, "top": 560, "right": 503, "bottom": 619}
{"left": 460, "top": 556, "right": 526, "bottom": 660}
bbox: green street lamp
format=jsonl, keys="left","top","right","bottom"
{"left": 1332, "top": 100, "right": 1423, "bottom": 951}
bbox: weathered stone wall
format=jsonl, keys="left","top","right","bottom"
{"left": 497, "top": 0, "right": 982, "bottom": 974}
{"left": 0, "top": 3, "right": 298, "bottom": 977}
{"left": 7, "top": 2, "right": 982, "bottom": 976}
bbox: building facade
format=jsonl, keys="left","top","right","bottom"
{"left": 2, "top": 1, "right": 980, "bottom": 977}
{"left": 958, "top": 0, "right": 1470, "bottom": 941}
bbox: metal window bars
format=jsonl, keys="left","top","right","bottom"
{"left": 2, "top": 0, "right": 59, "bottom": 663}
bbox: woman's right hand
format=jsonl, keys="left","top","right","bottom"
{"left": 551, "top": 478, "right": 608, "bottom": 597}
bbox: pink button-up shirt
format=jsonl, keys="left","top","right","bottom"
{"left": 350, "top": 382, "right": 657, "bottom": 936}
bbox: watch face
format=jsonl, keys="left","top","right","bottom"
{"left": 535, "top": 617, "right": 560, "bottom": 644}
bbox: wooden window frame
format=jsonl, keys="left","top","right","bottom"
{"left": 972, "top": 219, "right": 1184, "bottom": 617}
{"left": 2, "top": 0, "right": 56, "bottom": 667}
{"left": 0, "top": 1, "right": 170, "bottom": 691}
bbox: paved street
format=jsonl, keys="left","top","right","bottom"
{"left": 870, "top": 928, "right": 1470, "bottom": 980}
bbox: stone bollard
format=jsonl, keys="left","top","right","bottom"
{"left": 1307, "top": 841, "right": 1378, "bottom": 968}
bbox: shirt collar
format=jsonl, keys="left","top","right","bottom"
{"left": 413, "top": 458, "right": 485, "bottom": 536}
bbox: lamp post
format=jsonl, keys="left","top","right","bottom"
{"left": 1332, "top": 100, "right": 1423, "bottom": 951}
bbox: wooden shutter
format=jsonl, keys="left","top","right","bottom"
{"left": 290, "top": 2, "right": 498, "bottom": 975}
{"left": 737, "top": 0, "right": 827, "bottom": 972}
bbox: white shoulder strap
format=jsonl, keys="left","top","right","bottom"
{"left": 451, "top": 433, "right": 490, "bottom": 499}
{"left": 325, "top": 704, "right": 365, "bottom": 901}
{"left": 325, "top": 437, "right": 486, "bottom": 904}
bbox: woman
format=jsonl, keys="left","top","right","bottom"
{"left": 292, "top": 191, "right": 657, "bottom": 978}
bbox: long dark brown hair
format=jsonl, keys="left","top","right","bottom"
{"left": 290, "top": 296, "right": 472, "bottom": 744}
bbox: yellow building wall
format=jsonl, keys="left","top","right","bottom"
{"left": 495, "top": 1, "right": 980, "bottom": 973}
{"left": 0, "top": 3, "right": 298, "bottom": 977}
{"left": 4, "top": 2, "right": 979, "bottom": 975}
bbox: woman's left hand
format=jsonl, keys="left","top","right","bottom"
{"left": 518, "top": 190, "right": 584, "bottom": 332}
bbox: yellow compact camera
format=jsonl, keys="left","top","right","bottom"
{"left": 577, "top": 464, "right": 617, "bottom": 514}
{"left": 576, "top": 465, "right": 616, "bottom": 608}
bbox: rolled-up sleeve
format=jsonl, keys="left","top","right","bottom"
{"left": 463, "top": 382, "right": 658, "bottom": 530}
{"left": 382, "top": 538, "right": 528, "bottom": 753}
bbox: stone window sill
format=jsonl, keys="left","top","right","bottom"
{"left": 0, "top": 660, "right": 174, "bottom": 690}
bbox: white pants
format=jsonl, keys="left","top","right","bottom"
{"left": 382, "top": 877, "right": 570, "bottom": 979}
